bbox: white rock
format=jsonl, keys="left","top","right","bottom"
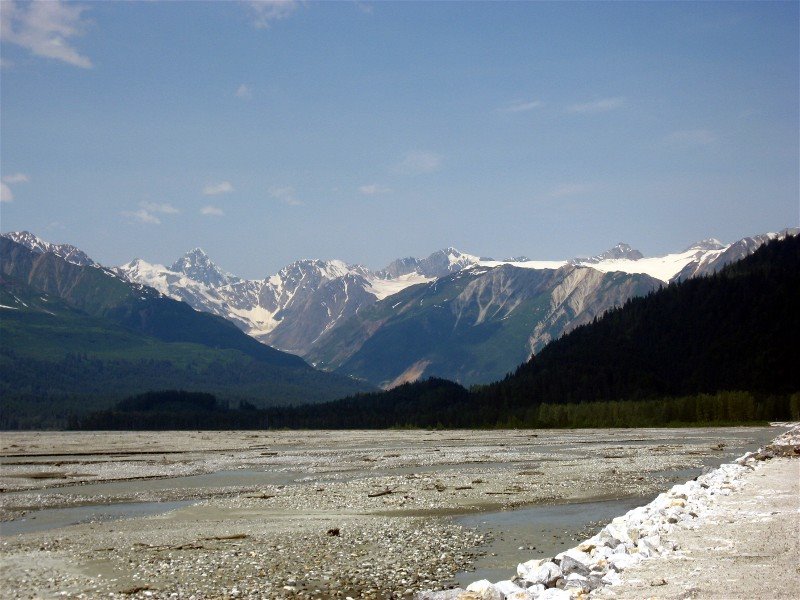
{"left": 593, "top": 545, "right": 613, "bottom": 560}
{"left": 465, "top": 579, "right": 502, "bottom": 600}
{"left": 559, "top": 555, "right": 591, "bottom": 577}
{"left": 524, "top": 561, "right": 562, "bottom": 586}
{"left": 517, "top": 558, "right": 544, "bottom": 579}
{"left": 524, "top": 583, "right": 545, "bottom": 596}
{"left": 494, "top": 580, "right": 526, "bottom": 596}
{"left": 537, "top": 589, "right": 571, "bottom": 600}
{"left": 505, "top": 592, "right": 535, "bottom": 600}
{"left": 607, "top": 552, "right": 641, "bottom": 571}
{"left": 601, "top": 522, "right": 633, "bottom": 546}
{"left": 564, "top": 573, "right": 591, "bottom": 592}
{"left": 555, "top": 547, "right": 592, "bottom": 565}
{"left": 601, "top": 569, "right": 622, "bottom": 586}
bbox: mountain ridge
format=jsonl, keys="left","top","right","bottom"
{"left": 0, "top": 239, "right": 374, "bottom": 428}
{"left": 4, "top": 227, "right": 796, "bottom": 386}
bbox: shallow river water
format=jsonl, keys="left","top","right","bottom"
{"left": 0, "top": 426, "right": 783, "bottom": 598}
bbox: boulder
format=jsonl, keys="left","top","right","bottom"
{"left": 601, "top": 570, "right": 622, "bottom": 586}
{"left": 607, "top": 552, "right": 641, "bottom": 571}
{"left": 522, "top": 561, "right": 562, "bottom": 587}
{"left": 599, "top": 522, "right": 632, "bottom": 547}
{"left": 524, "top": 584, "right": 545, "bottom": 596}
{"left": 464, "top": 580, "right": 502, "bottom": 600}
{"left": 494, "top": 580, "right": 527, "bottom": 596}
{"left": 563, "top": 573, "right": 591, "bottom": 593}
{"left": 517, "top": 559, "right": 544, "bottom": 579}
{"left": 559, "top": 555, "right": 590, "bottom": 578}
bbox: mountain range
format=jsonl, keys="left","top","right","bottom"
{"left": 3, "top": 227, "right": 797, "bottom": 388}
{"left": 246, "top": 233, "right": 800, "bottom": 430}
{"left": 0, "top": 237, "right": 372, "bottom": 428}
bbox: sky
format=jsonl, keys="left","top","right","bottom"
{"left": 1, "top": 1, "right": 798, "bottom": 279}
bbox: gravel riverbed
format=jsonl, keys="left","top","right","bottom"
{"left": 425, "top": 424, "right": 799, "bottom": 600}
{"left": 0, "top": 427, "right": 783, "bottom": 599}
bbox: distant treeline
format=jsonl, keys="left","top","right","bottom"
{"left": 70, "top": 386, "right": 800, "bottom": 430}
{"left": 0, "top": 351, "right": 370, "bottom": 429}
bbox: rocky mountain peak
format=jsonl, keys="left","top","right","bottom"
{"left": 1, "top": 230, "right": 96, "bottom": 267}
{"left": 684, "top": 238, "right": 726, "bottom": 252}
{"left": 573, "top": 243, "right": 643, "bottom": 264}
{"left": 170, "top": 248, "right": 236, "bottom": 287}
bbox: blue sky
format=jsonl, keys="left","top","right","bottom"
{"left": 1, "top": 1, "right": 798, "bottom": 278}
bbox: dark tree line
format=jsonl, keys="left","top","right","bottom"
{"left": 71, "top": 386, "right": 800, "bottom": 430}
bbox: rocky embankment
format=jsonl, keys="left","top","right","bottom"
{"left": 420, "top": 424, "right": 800, "bottom": 600}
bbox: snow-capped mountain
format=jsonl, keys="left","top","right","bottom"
{"left": 378, "top": 247, "right": 485, "bottom": 279}
{"left": 2, "top": 230, "right": 96, "bottom": 267}
{"left": 479, "top": 228, "right": 798, "bottom": 284}
{"left": 306, "top": 227, "right": 798, "bottom": 386}
{"left": 571, "top": 242, "right": 645, "bottom": 264}
{"left": 307, "top": 263, "right": 662, "bottom": 387}
{"left": 170, "top": 248, "right": 240, "bottom": 288}
{"left": 6, "top": 227, "right": 796, "bottom": 373}
{"left": 117, "top": 251, "right": 432, "bottom": 355}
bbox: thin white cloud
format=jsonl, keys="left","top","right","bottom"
{"left": 235, "top": 84, "right": 252, "bottom": 100}
{"left": 548, "top": 183, "right": 593, "bottom": 199}
{"left": 203, "top": 181, "right": 235, "bottom": 196}
{"left": 500, "top": 99, "right": 543, "bottom": 113}
{"left": 394, "top": 151, "right": 442, "bottom": 175}
{"left": 0, "top": 0, "right": 93, "bottom": 68}
{"left": 247, "top": 0, "right": 299, "bottom": 29}
{"left": 567, "top": 97, "right": 626, "bottom": 114}
{"left": 665, "top": 129, "right": 716, "bottom": 146}
{"left": 140, "top": 201, "right": 179, "bottom": 214}
{"left": 122, "top": 201, "right": 179, "bottom": 225}
{"left": 44, "top": 221, "right": 66, "bottom": 232}
{"left": 0, "top": 182, "right": 14, "bottom": 203}
{"left": 270, "top": 186, "right": 304, "bottom": 206}
{"left": 1, "top": 172, "right": 29, "bottom": 201}
{"left": 355, "top": 2, "right": 374, "bottom": 14}
{"left": 2, "top": 173, "right": 29, "bottom": 184}
{"left": 201, "top": 205, "right": 225, "bottom": 217}
{"left": 358, "top": 184, "right": 391, "bottom": 196}
{"left": 122, "top": 209, "right": 161, "bottom": 225}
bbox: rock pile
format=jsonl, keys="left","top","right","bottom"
{"left": 416, "top": 425, "right": 800, "bottom": 600}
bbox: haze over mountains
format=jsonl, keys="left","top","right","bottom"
{"left": 3, "top": 227, "right": 797, "bottom": 388}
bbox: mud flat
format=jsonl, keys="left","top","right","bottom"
{"left": 0, "top": 427, "right": 781, "bottom": 599}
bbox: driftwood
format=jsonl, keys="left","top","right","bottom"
{"left": 245, "top": 493, "right": 275, "bottom": 500}
{"left": 367, "top": 487, "right": 408, "bottom": 497}
{"left": 120, "top": 586, "right": 153, "bottom": 595}
{"left": 203, "top": 534, "right": 248, "bottom": 541}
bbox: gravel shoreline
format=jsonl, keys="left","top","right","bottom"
{"left": 0, "top": 427, "right": 785, "bottom": 599}
{"left": 428, "top": 424, "right": 799, "bottom": 600}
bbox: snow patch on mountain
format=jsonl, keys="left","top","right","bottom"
{"left": 581, "top": 247, "right": 727, "bottom": 283}
{"left": 367, "top": 272, "right": 433, "bottom": 300}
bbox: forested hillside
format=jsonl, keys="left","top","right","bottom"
{"left": 0, "top": 240, "right": 373, "bottom": 428}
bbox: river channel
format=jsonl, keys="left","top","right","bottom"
{"left": 0, "top": 427, "right": 781, "bottom": 598}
